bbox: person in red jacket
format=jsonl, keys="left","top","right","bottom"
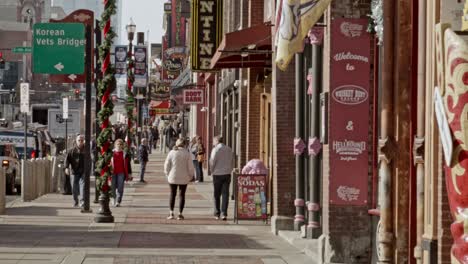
{"left": 111, "top": 139, "right": 129, "bottom": 207}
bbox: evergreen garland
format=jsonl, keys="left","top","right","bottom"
{"left": 126, "top": 48, "right": 135, "bottom": 156}
{"left": 96, "top": 0, "right": 117, "bottom": 194}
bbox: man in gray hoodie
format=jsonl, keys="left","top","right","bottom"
{"left": 209, "top": 136, "right": 233, "bottom": 220}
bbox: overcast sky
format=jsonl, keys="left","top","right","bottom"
{"left": 120, "top": 0, "right": 165, "bottom": 45}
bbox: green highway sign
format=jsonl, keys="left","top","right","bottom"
{"left": 33, "top": 23, "right": 85, "bottom": 74}
{"left": 12, "top": 47, "right": 32, "bottom": 53}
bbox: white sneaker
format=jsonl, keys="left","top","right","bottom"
{"left": 167, "top": 213, "right": 175, "bottom": 220}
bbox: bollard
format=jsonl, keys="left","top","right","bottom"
{"left": 21, "top": 160, "right": 31, "bottom": 202}
{"left": 51, "top": 157, "right": 58, "bottom": 192}
{"left": 0, "top": 168, "right": 5, "bottom": 214}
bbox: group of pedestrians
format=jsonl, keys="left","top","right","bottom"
{"left": 64, "top": 133, "right": 234, "bottom": 221}
{"left": 164, "top": 135, "right": 232, "bottom": 220}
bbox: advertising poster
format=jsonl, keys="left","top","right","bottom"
{"left": 329, "top": 18, "right": 371, "bottom": 205}
{"left": 114, "top": 45, "right": 127, "bottom": 77}
{"left": 235, "top": 174, "right": 268, "bottom": 220}
{"left": 134, "top": 45, "right": 147, "bottom": 87}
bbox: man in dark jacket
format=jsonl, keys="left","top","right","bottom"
{"left": 138, "top": 138, "right": 149, "bottom": 183}
{"left": 64, "top": 135, "right": 86, "bottom": 208}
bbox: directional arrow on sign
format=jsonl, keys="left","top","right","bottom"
{"left": 68, "top": 74, "right": 77, "bottom": 81}
{"left": 54, "top": 63, "right": 64, "bottom": 71}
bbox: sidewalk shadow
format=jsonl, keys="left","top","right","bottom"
{"left": 118, "top": 231, "right": 270, "bottom": 249}
{"left": 0, "top": 225, "right": 269, "bottom": 250}
{"left": 4, "top": 206, "right": 70, "bottom": 216}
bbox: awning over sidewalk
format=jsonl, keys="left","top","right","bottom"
{"left": 210, "top": 23, "right": 272, "bottom": 69}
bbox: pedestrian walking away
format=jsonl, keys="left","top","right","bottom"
{"left": 64, "top": 135, "right": 86, "bottom": 208}
{"left": 138, "top": 138, "right": 149, "bottom": 182}
{"left": 164, "top": 138, "right": 195, "bottom": 220}
{"left": 189, "top": 136, "right": 199, "bottom": 182}
{"left": 151, "top": 125, "right": 159, "bottom": 149}
{"left": 196, "top": 136, "right": 205, "bottom": 182}
{"left": 111, "top": 139, "right": 130, "bottom": 207}
{"left": 209, "top": 136, "right": 233, "bottom": 220}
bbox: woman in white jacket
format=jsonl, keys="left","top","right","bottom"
{"left": 164, "top": 138, "right": 195, "bottom": 220}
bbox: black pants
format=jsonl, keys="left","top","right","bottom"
{"left": 169, "top": 184, "right": 188, "bottom": 213}
{"left": 213, "top": 174, "right": 231, "bottom": 217}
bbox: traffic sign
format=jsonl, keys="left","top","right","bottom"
{"left": 32, "top": 23, "right": 85, "bottom": 74}
{"left": 48, "top": 9, "right": 94, "bottom": 84}
{"left": 20, "top": 83, "right": 29, "bottom": 113}
{"left": 12, "top": 47, "right": 32, "bottom": 53}
{"left": 62, "top": 97, "right": 69, "bottom": 119}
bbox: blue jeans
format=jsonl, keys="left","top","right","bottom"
{"left": 197, "top": 161, "right": 204, "bottom": 182}
{"left": 213, "top": 174, "right": 231, "bottom": 217}
{"left": 112, "top": 173, "right": 125, "bottom": 203}
{"left": 192, "top": 160, "right": 199, "bottom": 180}
{"left": 139, "top": 161, "right": 147, "bottom": 181}
{"left": 71, "top": 173, "right": 85, "bottom": 205}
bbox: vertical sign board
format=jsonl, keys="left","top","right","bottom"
{"left": 20, "top": 83, "right": 29, "bottom": 113}
{"left": 62, "top": 97, "right": 69, "bottom": 119}
{"left": 329, "top": 18, "right": 371, "bottom": 205}
{"left": 191, "top": 0, "right": 223, "bottom": 71}
{"left": 134, "top": 46, "right": 148, "bottom": 88}
{"left": 235, "top": 174, "right": 268, "bottom": 220}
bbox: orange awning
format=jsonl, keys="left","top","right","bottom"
{"left": 210, "top": 23, "right": 272, "bottom": 69}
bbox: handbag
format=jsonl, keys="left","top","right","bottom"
{"left": 197, "top": 153, "right": 205, "bottom": 162}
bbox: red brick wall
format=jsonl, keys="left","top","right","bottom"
{"left": 246, "top": 69, "right": 263, "bottom": 161}
{"left": 239, "top": 69, "right": 248, "bottom": 168}
{"left": 249, "top": 0, "right": 264, "bottom": 27}
{"left": 438, "top": 171, "right": 452, "bottom": 264}
{"left": 272, "top": 56, "right": 296, "bottom": 219}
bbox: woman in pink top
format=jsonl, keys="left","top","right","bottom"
{"left": 111, "top": 139, "right": 129, "bottom": 207}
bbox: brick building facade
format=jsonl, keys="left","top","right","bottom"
{"left": 188, "top": 0, "right": 460, "bottom": 263}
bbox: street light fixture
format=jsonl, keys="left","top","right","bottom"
{"left": 126, "top": 18, "right": 136, "bottom": 42}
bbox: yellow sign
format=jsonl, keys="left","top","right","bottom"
{"left": 463, "top": 0, "right": 468, "bottom": 31}
{"left": 190, "top": 0, "right": 223, "bottom": 71}
{"left": 275, "top": 0, "right": 331, "bottom": 71}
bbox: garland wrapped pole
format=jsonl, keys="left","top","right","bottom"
{"left": 126, "top": 18, "right": 136, "bottom": 158}
{"left": 94, "top": 0, "right": 116, "bottom": 223}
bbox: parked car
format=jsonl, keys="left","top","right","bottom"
{"left": 0, "top": 143, "right": 20, "bottom": 194}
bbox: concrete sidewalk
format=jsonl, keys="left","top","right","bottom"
{"left": 0, "top": 151, "right": 315, "bottom": 264}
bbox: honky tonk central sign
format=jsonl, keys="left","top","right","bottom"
{"left": 190, "top": 0, "right": 222, "bottom": 71}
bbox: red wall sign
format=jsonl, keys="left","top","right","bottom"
{"left": 183, "top": 89, "right": 204, "bottom": 104}
{"left": 329, "top": 18, "right": 371, "bottom": 205}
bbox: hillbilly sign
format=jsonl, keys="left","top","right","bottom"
{"left": 191, "top": 0, "right": 223, "bottom": 71}
{"left": 183, "top": 89, "right": 204, "bottom": 104}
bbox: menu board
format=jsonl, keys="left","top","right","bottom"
{"left": 235, "top": 174, "right": 268, "bottom": 220}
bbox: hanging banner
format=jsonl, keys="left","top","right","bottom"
{"left": 275, "top": 0, "right": 331, "bottom": 71}
{"left": 329, "top": 18, "right": 371, "bottom": 206}
{"left": 114, "top": 45, "right": 127, "bottom": 78}
{"left": 190, "top": 0, "right": 223, "bottom": 71}
{"left": 134, "top": 45, "right": 147, "bottom": 87}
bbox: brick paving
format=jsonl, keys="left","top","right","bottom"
{"left": 0, "top": 151, "right": 313, "bottom": 264}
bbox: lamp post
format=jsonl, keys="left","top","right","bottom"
{"left": 126, "top": 18, "right": 136, "bottom": 155}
